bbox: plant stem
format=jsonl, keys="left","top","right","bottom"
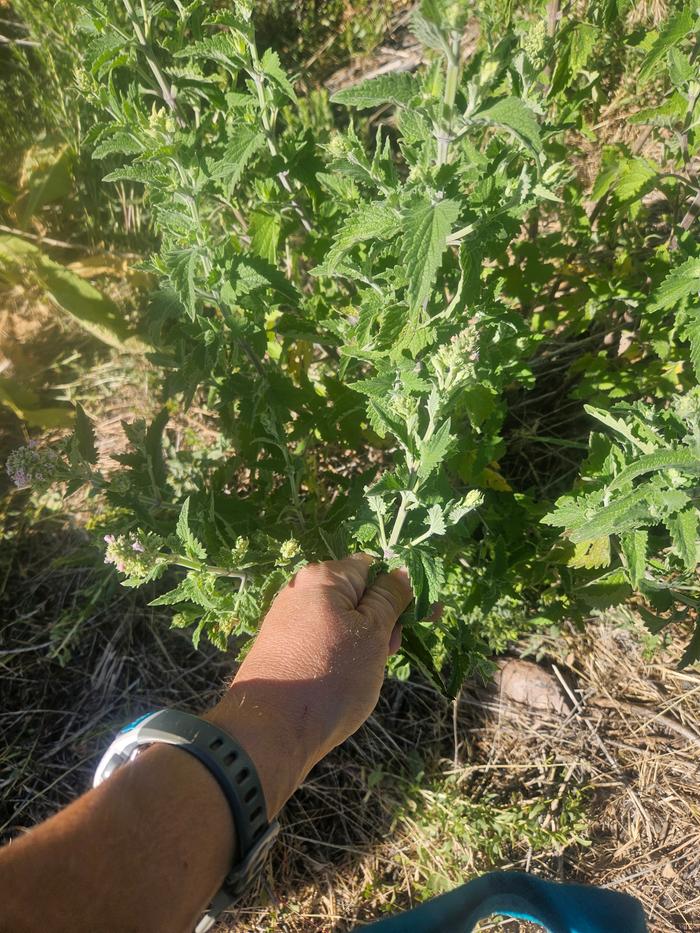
{"left": 437, "top": 31, "right": 462, "bottom": 166}
{"left": 387, "top": 469, "right": 418, "bottom": 550}
{"left": 171, "top": 555, "right": 246, "bottom": 582}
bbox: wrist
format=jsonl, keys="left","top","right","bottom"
{"left": 203, "top": 680, "right": 312, "bottom": 819}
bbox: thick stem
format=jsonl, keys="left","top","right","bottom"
{"left": 387, "top": 493, "right": 411, "bottom": 551}
{"left": 437, "top": 32, "right": 462, "bottom": 166}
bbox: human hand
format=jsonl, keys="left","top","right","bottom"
{"left": 206, "top": 554, "right": 412, "bottom": 817}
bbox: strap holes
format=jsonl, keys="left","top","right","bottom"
{"left": 210, "top": 738, "right": 223, "bottom": 751}
{"left": 244, "top": 787, "right": 257, "bottom": 803}
{"left": 223, "top": 751, "right": 238, "bottom": 766}
{"left": 236, "top": 767, "right": 249, "bottom": 784}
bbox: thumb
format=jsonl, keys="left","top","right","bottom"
{"left": 358, "top": 568, "right": 413, "bottom": 639}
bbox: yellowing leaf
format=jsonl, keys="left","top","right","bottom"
{"left": 480, "top": 465, "right": 512, "bottom": 492}
{"left": 568, "top": 536, "right": 611, "bottom": 570}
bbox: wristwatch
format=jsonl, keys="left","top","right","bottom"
{"left": 94, "top": 708, "right": 281, "bottom": 933}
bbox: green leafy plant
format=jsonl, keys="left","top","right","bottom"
{"left": 6, "top": 0, "right": 700, "bottom": 687}
{"left": 544, "top": 390, "right": 700, "bottom": 667}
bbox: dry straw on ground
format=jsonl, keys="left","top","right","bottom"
{"left": 2, "top": 527, "right": 698, "bottom": 932}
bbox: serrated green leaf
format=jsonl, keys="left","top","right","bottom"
{"left": 424, "top": 503, "right": 446, "bottom": 537}
{"left": 550, "top": 22, "right": 599, "bottom": 95}
{"left": 261, "top": 48, "right": 297, "bottom": 101}
{"left": 621, "top": 529, "right": 648, "bottom": 587}
{"left": 331, "top": 72, "right": 419, "bottom": 109}
{"left": 580, "top": 569, "right": 632, "bottom": 610}
{"left": 472, "top": 97, "right": 542, "bottom": 154}
{"left": 650, "top": 257, "right": 700, "bottom": 312}
{"left": 175, "top": 34, "right": 245, "bottom": 71}
{"left": 176, "top": 498, "right": 208, "bottom": 561}
{"left": 249, "top": 211, "right": 281, "bottom": 265}
{"left": 613, "top": 158, "right": 657, "bottom": 203}
{"left": 569, "top": 487, "right": 649, "bottom": 542}
{"left": 447, "top": 490, "right": 483, "bottom": 525}
{"left": 668, "top": 46, "right": 695, "bottom": 86}
{"left": 400, "top": 196, "right": 459, "bottom": 311}
{"left": 639, "top": 6, "right": 695, "bottom": 85}
{"left": 679, "top": 621, "right": 700, "bottom": 669}
{"left": 167, "top": 248, "right": 199, "bottom": 320}
{"left": 400, "top": 623, "right": 449, "bottom": 695}
{"left": 410, "top": 0, "right": 452, "bottom": 55}
{"left": 608, "top": 448, "right": 700, "bottom": 491}
{"left": 209, "top": 126, "right": 265, "bottom": 187}
{"left": 74, "top": 403, "right": 97, "bottom": 464}
{"left": 145, "top": 408, "right": 169, "bottom": 491}
{"left": 365, "top": 398, "right": 412, "bottom": 448}
{"left": 666, "top": 507, "right": 698, "bottom": 570}
{"left": 417, "top": 419, "right": 455, "bottom": 480}
{"left": 568, "top": 537, "right": 611, "bottom": 569}
{"left": 403, "top": 546, "right": 445, "bottom": 620}
{"left": 92, "top": 131, "right": 144, "bottom": 160}
{"left": 150, "top": 577, "right": 196, "bottom": 607}
{"left": 683, "top": 311, "right": 700, "bottom": 381}
{"left": 320, "top": 201, "right": 401, "bottom": 275}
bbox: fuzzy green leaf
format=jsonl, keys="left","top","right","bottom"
{"left": 168, "top": 249, "right": 199, "bottom": 320}
{"left": 331, "top": 72, "right": 419, "bottom": 109}
{"left": 613, "top": 158, "right": 657, "bottom": 203}
{"left": 447, "top": 490, "right": 484, "bottom": 525}
{"left": 403, "top": 546, "right": 445, "bottom": 620}
{"left": 473, "top": 97, "right": 542, "bottom": 153}
{"left": 608, "top": 448, "right": 700, "bottom": 491}
{"left": 261, "top": 48, "right": 297, "bottom": 101}
{"left": 550, "top": 22, "right": 599, "bottom": 95}
{"left": 621, "top": 529, "right": 648, "bottom": 587}
{"left": 410, "top": 0, "right": 452, "bottom": 55}
{"left": 250, "top": 212, "right": 281, "bottom": 264}
{"left": 417, "top": 419, "right": 455, "bottom": 480}
{"left": 639, "top": 6, "right": 695, "bottom": 85}
{"left": 424, "top": 503, "right": 446, "bottom": 537}
{"left": 684, "top": 311, "right": 700, "bottom": 381}
{"left": 176, "top": 498, "right": 208, "bottom": 561}
{"left": 400, "top": 623, "right": 449, "bottom": 696}
{"left": 568, "top": 488, "right": 649, "bottom": 542}
{"left": 400, "top": 196, "right": 459, "bottom": 311}
{"left": 651, "top": 257, "right": 700, "bottom": 311}
{"left": 103, "top": 163, "right": 169, "bottom": 185}
{"left": 318, "top": 201, "right": 401, "bottom": 275}
{"left": 666, "top": 507, "right": 698, "bottom": 570}
{"left": 209, "top": 126, "right": 265, "bottom": 187}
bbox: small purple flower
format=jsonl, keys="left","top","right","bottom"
{"left": 131, "top": 540, "right": 145, "bottom": 553}
{"left": 5, "top": 445, "right": 60, "bottom": 488}
{"left": 104, "top": 534, "right": 116, "bottom": 545}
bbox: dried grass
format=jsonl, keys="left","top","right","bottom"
{"left": 2, "top": 527, "right": 698, "bottom": 932}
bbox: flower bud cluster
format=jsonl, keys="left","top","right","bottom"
{"left": 522, "top": 21, "right": 547, "bottom": 72}
{"left": 104, "top": 531, "right": 164, "bottom": 579}
{"left": 432, "top": 326, "right": 479, "bottom": 393}
{"left": 278, "top": 537, "right": 302, "bottom": 562}
{"left": 5, "top": 445, "right": 62, "bottom": 488}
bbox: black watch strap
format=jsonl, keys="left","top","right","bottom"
{"left": 93, "top": 708, "right": 280, "bottom": 932}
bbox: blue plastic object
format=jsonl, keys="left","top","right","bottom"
{"left": 361, "top": 871, "right": 648, "bottom": 933}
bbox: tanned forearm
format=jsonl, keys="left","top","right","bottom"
{"left": 0, "top": 683, "right": 307, "bottom": 933}
{"left": 0, "top": 556, "right": 411, "bottom": 933}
